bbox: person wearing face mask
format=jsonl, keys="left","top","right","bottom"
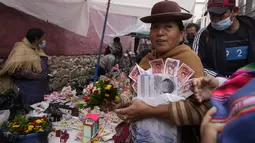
{"left": 185, "top": 23, "right": 200, "bottom": 48}
{"left": 193, "top": 0, "right": 255, "bottom": 77}
{"left": 0, "top": 28, "right": 49, "bottom": 105}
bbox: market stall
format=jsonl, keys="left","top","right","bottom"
{"left": 0, "top": 1, "right": 196, "bottom": 143}
{"left": 1, "top": 72, "right": 130, "bottom": 143}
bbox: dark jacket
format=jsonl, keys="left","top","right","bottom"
{"left": 193, "top": 16, "right": 255, "bottom": 77}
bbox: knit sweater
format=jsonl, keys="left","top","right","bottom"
{"left": 210, "top": 63, "right": 255, "bottom": 143}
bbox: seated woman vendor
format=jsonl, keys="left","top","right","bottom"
{"left": 0, "top": 28, "right": 49, "bottom": 105}
{"left": 101, "top": 1, "right": 210, "bottom": 142}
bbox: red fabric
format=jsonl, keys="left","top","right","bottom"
{"left": 211, "top": 74, "right": 255, "bottom": 98}
{"left": 113, "top": 122, "right": 131, "bottom": 143}
{"left": 207, "top": 0, "right": 235, "bottom": 8}
{"left": 0, "top": 3, "right": 104, "bottom": 57}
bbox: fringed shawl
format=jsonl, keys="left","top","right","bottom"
{"left": 0, "top": 38, "right": 47, "bottom": 93}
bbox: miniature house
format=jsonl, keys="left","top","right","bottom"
{"left": 44, "top": 104, "right": 63, "bottom": 122}
{"left": 57, "top": 104, "right": 79, "bottom": 117}
{"left": 83, "top": 114, "right": 100, "bottom": 142}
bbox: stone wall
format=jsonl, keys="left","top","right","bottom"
{"left": 48, "top": 55, "right": 97, "bottom": 92}
{"left": 0, "top": 55, "right": 98, "bottom": 93}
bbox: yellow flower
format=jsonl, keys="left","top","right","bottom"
{"left": 35, "top": 119, "right": 42, "bottom": 124}
{"left": 93, "top": 140, "right": 100, "bottom": 143}
{"left": 37, "top": 128, "right": 44, "bottom": 132}
{"left": 105, "top": 94, "right": 110, "bottom": 97}
{"left": 115, "top": 96, "right": 119, "bottom": 101}
{"left": 105, "top": 85, "right": 112, "bottom": 90}
{"left": 28, "top": 125, "right": 34, "bottom": 131}
{"left": 12, "top": 125, "right": 20, "bottom": 128}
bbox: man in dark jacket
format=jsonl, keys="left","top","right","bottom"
{"left": 185, "top": 23, "right": 200, "bottom": 48}
{"left": 193, "top": 0, "right": 255, "bottom": 77}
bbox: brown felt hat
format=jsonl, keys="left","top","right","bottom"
{"left": 141, "top": 1, "right": 192, "bottom": 23}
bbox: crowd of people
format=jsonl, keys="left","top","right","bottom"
{"left": 107, "top": 0, "right": 255, "bottom": 142}
{"left": 0, "top": 0, "right": 255, "bottom": 143}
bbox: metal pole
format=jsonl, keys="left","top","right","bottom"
{"left": 93, "top": 0, "right": 111, "bottom": 81}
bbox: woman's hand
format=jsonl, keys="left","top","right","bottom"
{"left": 115, "top": 99, "right": 153, "bottom": 123}
{"left": 99, "top": 99, "right": 122, "bottom": 113}
{"left": 192, "top": 75, "right": 219, "bottom": 103}
{"left": 200, "top": 107, "right": 225, "bottom": 143}
{"left": 98, "top": 90, "right": 132, "bottom": 113}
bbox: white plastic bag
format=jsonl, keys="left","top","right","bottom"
{"left": 130, "top": 94, "right": 184, "bottom": 143}
{"left": 0, "top": 110, "right": 10, "bottom": 126}
{"left": 136, "top": 94, "right": 185, "bottom": 107}
{"left": 130, "top": 118, "right": 178, "bottom": 143}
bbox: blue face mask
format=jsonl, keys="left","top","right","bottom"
{"left": 39, "top": 40, "right": 46, "bottom": 49}
{"left": 211, "top": 15, "right": 233, "bottom": 31}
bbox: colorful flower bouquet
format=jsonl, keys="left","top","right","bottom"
{"left": 7, "top": 115, "right": 49, "bottom": 135}
{"left": 82, "top": 78, "right": 120, "bottom": 109}
{"left": 1, "top": 115, "right": 52, "bottom": 143}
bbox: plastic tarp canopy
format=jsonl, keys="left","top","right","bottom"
{"left": 0, "top": 0, "right": 90, "bottom": 37}
{"left": 88, "top": 0, "right": 196, "bottom": 17}
{"left": 0, "top": 0, "right": 195, "bottom": 43}
{"left": 88, "top": 0, "right": 196, "bottom": 43}
{"left": 122, "top": 22, "right": 150, "bottom": 38}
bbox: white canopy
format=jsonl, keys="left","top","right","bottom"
{"left": 0, "top": 0, "right": 90, "bottom": 37}
{"left": 88, "top": 0, "right": 195, "bottom": 17}
{"left": 0, "top": 0, "right": 195, "bottom": 42}
{"left": 88, "top": 0, "right": 196, "bottom": 43}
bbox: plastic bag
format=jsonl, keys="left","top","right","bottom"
{"left": 130, "top": 94, "right": 184, "bottom": 143}
{"left": 135, "top": 94, "right": 185, "bottom": 107}
{"left": 0, "top": 110, "right": 10, "bottom": 126}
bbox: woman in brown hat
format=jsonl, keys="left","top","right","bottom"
{"left": 104, "top": 1, "right": 209, "bottom": 142}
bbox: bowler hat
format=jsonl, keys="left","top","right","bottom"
{"left": 141, "top": 1, "right": 192, "bottom": 23}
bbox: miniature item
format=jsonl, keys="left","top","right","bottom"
{"left": 44, "top": 104, "right": 63, "bottom": 122}
{"left": 82, "top": 79, "right": 119, "bottom": 109}
{"left": 56, "top": 129, "right": 61, "bottom": 137}
{"left": 83, "top": 114, "right": 100, "bottom": 142}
